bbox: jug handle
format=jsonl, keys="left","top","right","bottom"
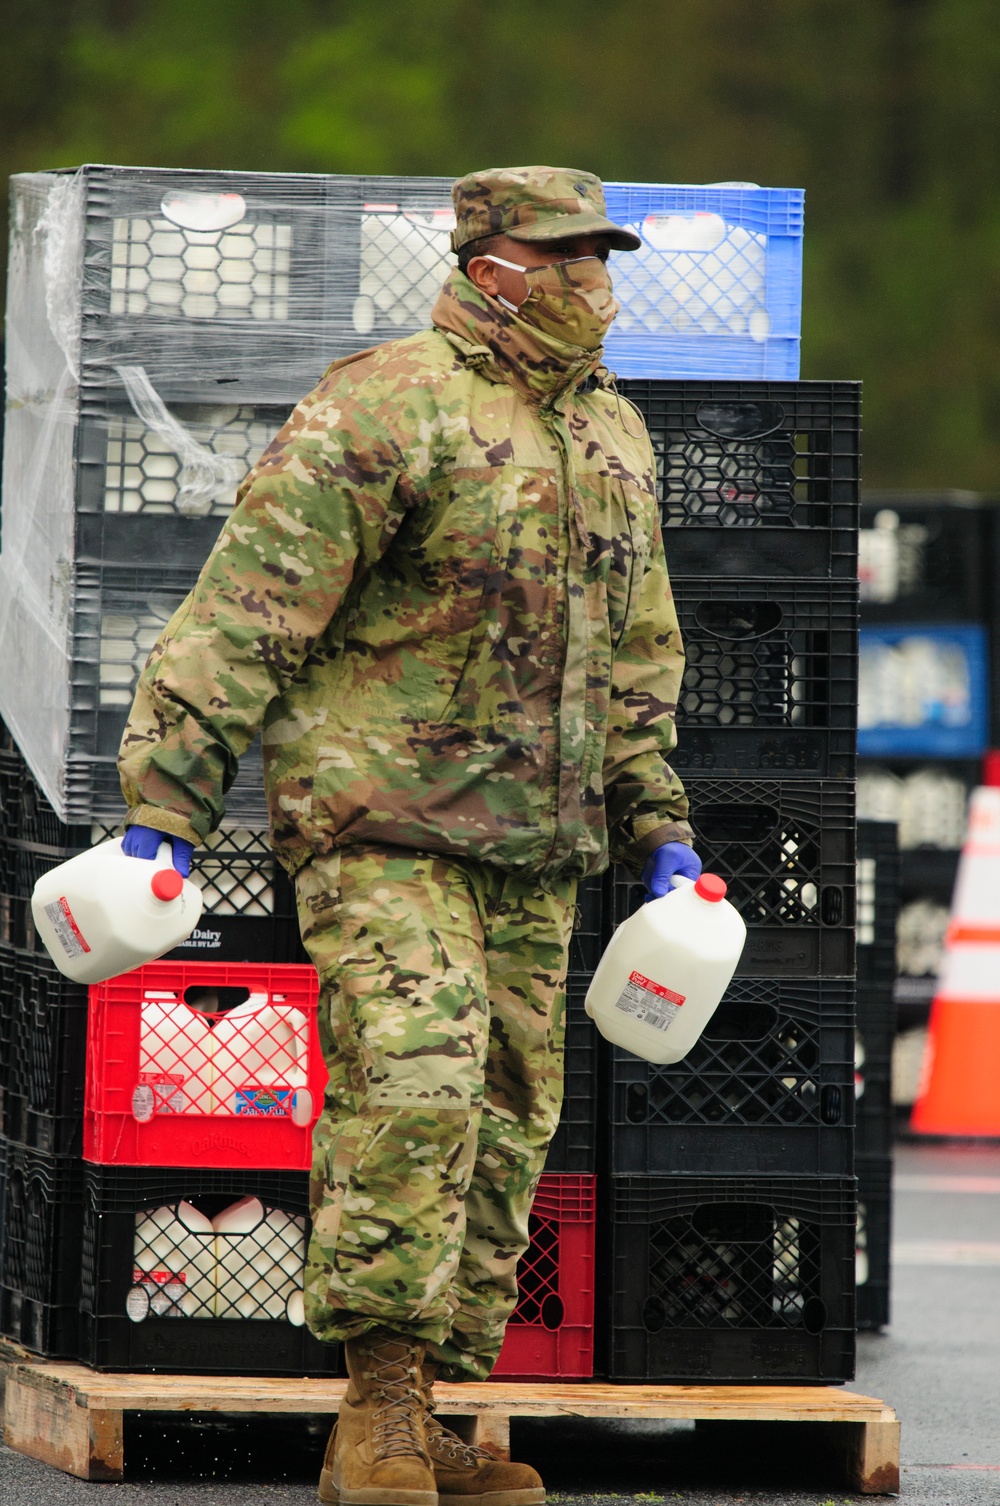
{"left": 643, "top": 872, "right": 694, "bottom": 906}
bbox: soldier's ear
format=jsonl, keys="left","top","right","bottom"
{"left": 465, "top": 256, "right": 501, "bottom": 297}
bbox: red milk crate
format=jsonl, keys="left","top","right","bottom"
{"left": 493, "top": 1173, "right": 596, "bottom": 1379}
{"left": 84, "top": 961, "right": 325, "bottom": 1170}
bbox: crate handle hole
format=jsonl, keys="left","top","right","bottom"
{"left": 691, "top": 1202, "right": 775, "bottom": 1243}
{"left": 693, "top": 601, "right": 783, "bottom": 640}
{"left": 704, "top": 999, "right": 779, "bottom": 1041}
{"left": 802, "top": 1296, "right": 828, "bottom": 1334}
{"left": 820, "top": 887, "right": 844, "bottom": 926}
{"left": 695, "top": 400, "right": 786, "bottom": 439}
{"left": 694, "top": 803, "right": 778, "bottom": 844}
{"left": 821, "top": 1085, "right": 843, "bottom": 1124}
{"left": 540, "top": 1293, "right": 565, "bottom": 1331}
{"left": 183, "top": 985, "right": 251, "bottom": 1016}
{"left": 642, "top": 1295, "right": 667, "bottom": 1333}
{"left": 625, "top": 1083, "right": 649, "bottom": 1123}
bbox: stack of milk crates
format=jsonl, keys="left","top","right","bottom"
{"left": 854, "top": 820, "right": 900, "bottom": 1329}
{"left": 0, "top": 165, "right": 609, "bottom": 1378}
{"left": 591, "top": 182, "right": 863, "bottom": 1385}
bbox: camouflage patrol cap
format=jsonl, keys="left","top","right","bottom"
{"left": 450, "top": 166, "right": 641, "bottom": 254}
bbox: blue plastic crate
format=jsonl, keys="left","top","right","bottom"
{"left": 602, "top": 183, "right": 803, "bottom": 380}
{"left": 858, "top": 624, "right": 989, "bottom": 757}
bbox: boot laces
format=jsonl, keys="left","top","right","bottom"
{"left": 425, "top": 1408, "right": 493, "bottom": 1467}
{"left": 365, "top": 1336, "right": 429, "bottom": 1463}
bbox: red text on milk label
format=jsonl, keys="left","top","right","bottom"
{"left": 44, "top": 896, "right": 91, "bottom": 959}
{"left": 614, "top": 970, "right": 686, "bottom": 1032}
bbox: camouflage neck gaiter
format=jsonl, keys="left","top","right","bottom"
{"left": 431, "top": 268, "right": 606, "bottom": 406}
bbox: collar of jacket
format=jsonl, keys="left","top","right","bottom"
{"left": 431, "top": 267, "right": 609, "bottom": 408}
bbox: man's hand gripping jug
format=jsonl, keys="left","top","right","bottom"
{"left": 585, "top": 874, "right": 746, "bottom": 1064}
{"left": 31, "top": 837, "right": 203, "bottom": 985}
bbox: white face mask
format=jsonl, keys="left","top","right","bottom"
{"left": 483, "top": 254, "right": 530, "bottom": 312}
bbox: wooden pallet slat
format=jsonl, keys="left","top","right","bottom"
{"left": 1, "top": 1362, "right": 900, "bottom": 1495}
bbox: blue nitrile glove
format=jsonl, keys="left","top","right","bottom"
{"left": 122, "top": 823, "right": 195, "bottom": 878}
{"left": 641, "top": 841, "right": 703, "bottom": 901}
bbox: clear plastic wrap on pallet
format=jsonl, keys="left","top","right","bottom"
{"left": 0, "top": 174, "right": 82, "bottom": 808}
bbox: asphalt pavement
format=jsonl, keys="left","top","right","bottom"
{"left": 3, "top": 1139, "right": 1000, "bottom": 1504}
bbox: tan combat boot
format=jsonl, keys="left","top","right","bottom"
{"left": 421, "top": 1362, "right": 545, "bottom": 1506}
{"left": 318, "top": 1327, "right": 438, "bottom": 1505}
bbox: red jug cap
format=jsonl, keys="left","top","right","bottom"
{"left": 150, "top": 869, "right": 184, "bottom": 902}
{"left": 694, "top": 873, "right": 727, "bottom": 903}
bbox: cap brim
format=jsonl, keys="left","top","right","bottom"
{"left": 506, "top": 211, "right": 642, "bottom": 252}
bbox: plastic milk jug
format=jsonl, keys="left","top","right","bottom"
{"left": 137, "top": 990, "right": 215, "bottom": 1119}
{"left": 211, "top": 1196, "right": 307, "bottom": 1322}
{"left": 130, "top": 1201, "right": 216, "bottom": 1321}
{"left": 31, "top": 837, "right": 203, "bottom": 985}
{"left": 585, "top": 874, "right": 746, "bottom": 1064}
{"left": 210, "top": 993, "right": 313, "bottom": 1124}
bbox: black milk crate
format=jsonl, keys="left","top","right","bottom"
{"left": 79, "top": 1165, "right": 341, "bottom": 1376}
{"left": 0, "top": 817, "right": 305, "bottom": 966}
{"left": 856, "top": 981, "right": 896, "bottom": 1078}
{"left": 0, "top": 1136, "right": 8, "bottom": 1287}
{"left": 0, "top": 946, "right": 88, "bottom": 1156}
{"left": 164, "top": 829, "right": 306, "bottom": 964}
{"left": 77, "top": 165, "right": 334, "bottom": 403}
{"left": 0, "top": 1143, "right": 86, "bottom": 1357}
{"left": 0, "top": 732, "right": 93, "bottom": 851}
{"left": 861, "top": 492, "right": 994, "bottom": 622}
{"left": 672, "top": 577, "right": 858, "bottom": 779}
{"left": 618, "top": 379, "right": 861, "bottom": 580}
{"left": 856, "top": 1156, "right": 892, "bottom": 1332}
{"left": 610, "top": 779, "right": 856, "bottom": 978}
{"left": 545, "top": 981, "right": 599, "bottom": 1174}
{"left": 1, "top": 837, "right": 88, "bottom": 954}
{"left": 606, "top": 978, "right": 855, "bottom": 1175}
{"left": 603, "top": 1173, "right": 857, "bottom": 1382}
{"left": 855, "top": 1070, "right": 893, "bottom": 1162}
{"left": 74, "top": 388, "right": 289, "bottom": 568}
{"left": 0, "top": 728, "right": 91, "bottom": 953}
{"left": 66, "top": 562, "right": 267, "bottom": 825}
{"left": 857, "top": 821, "right": 900, "bottom": 985}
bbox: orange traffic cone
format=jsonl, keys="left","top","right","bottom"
{"left": 911, "top": 779, "right": 1000, "bottom": 1136}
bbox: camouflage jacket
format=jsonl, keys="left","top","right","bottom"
{"left": 119, "top": 269, "right": 692, "bottom": 883}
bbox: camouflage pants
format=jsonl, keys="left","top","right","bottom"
{"left": 295, "top": 844, "right": 577, "bottom": 1380}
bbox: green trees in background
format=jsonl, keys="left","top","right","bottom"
{"left": 5, "top": 0, "right": 1000, "bottom": 487}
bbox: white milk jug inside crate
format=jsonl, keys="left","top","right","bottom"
{"left": 130, "top": 1196, "right": 306, "bottom": 1324}
{"left": 213, "top": 1196, "right": 307, "bottom": 1324}
{"left": 130, "top": 1201, "right": 217, "bottom": 1320}
{"left": 137, "top": 986, "right": 313, "bottom": 1124}
{"left": 31, "top": 837, "right": 203, "bottom": 984}
{"left": 585, "top": 874, "right": 746, "bottom": 1064}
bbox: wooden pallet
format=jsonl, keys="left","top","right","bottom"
{"left": 2, "top": 1362, "right": 899, "bottom": 1493}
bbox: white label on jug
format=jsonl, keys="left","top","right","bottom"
{"left": 138, "top": 1072, "right": 187, "bottom": 1114}
{"left": 132, "top": 1084, "right": 155, "bottom": 1122}
{"left": 614, "top": 970, "right": 686, "bottom": 1032}
{"left": 132, "top": 1268, "right": 187, "bottom": 1317}
{"left": 44, "top": 896, "right": 91, "bottom": 958}
{"left": 126, "top": 1284, "right": 151, "bottom": 1323}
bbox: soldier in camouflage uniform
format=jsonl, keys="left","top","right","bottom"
{"left": 119, "top": 166, "right": 697, "bottom": 1506}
